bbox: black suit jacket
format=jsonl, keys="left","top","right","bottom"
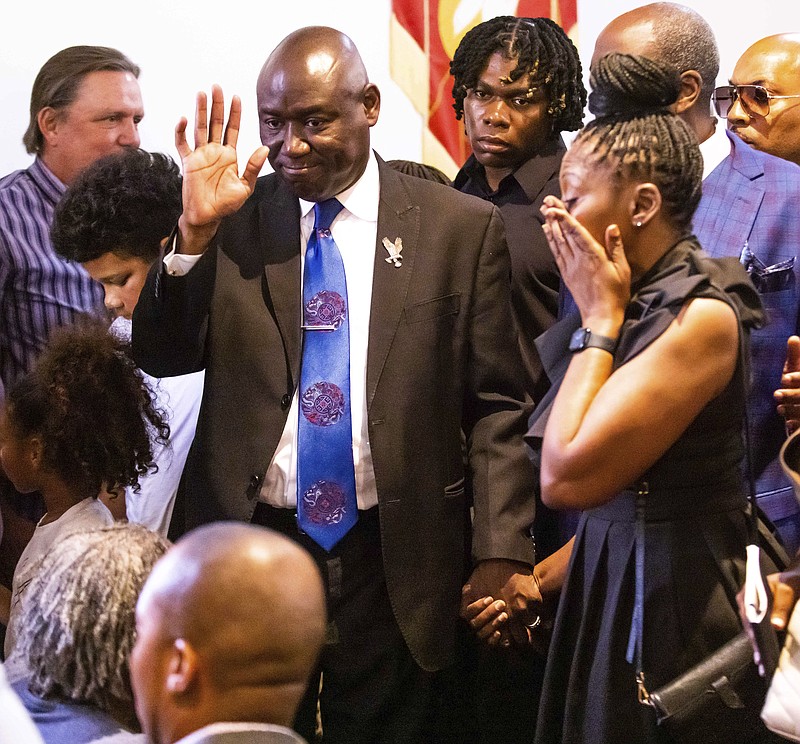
{"left": 132, "top": 155, "right": 536, "bottom": 671}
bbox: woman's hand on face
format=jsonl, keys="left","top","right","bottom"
{"left": 541, "top": 196, "right": 631, "bottom": 329}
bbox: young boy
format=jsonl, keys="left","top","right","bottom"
{"left": 52, "top": 148, "right": 203, "bottom": 538}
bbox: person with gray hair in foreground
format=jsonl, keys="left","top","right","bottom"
{"left": 8, "top": 523, "right": 169, "bottom": 743}
{"left": 129, "top": 522, "right": 325, "bottom": 744}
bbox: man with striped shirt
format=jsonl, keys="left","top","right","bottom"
{"left": 0, "top": 45, "right": 143, "bottom": 386}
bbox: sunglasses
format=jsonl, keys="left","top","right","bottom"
{"left": 712, "top": 84, "right": 800, "bottom": 118}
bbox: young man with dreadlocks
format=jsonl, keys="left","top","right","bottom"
{"left": 450, "top": 16, "right": 586, "bottom": 741}
{"left": 451, "top": 16, "right": 585, "bottom": 407}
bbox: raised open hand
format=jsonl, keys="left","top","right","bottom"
{"left": 175, "top": 85, "right": 269, "bottom": 254}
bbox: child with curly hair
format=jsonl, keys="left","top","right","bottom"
{"left": 0, "top": 320, "right": 169, "bottom": 660}
{"left": 51, "top": 148, "right": 203, "bottom": 538}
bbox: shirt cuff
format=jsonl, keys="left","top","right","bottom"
{"left": 163, "top": 237, "right": 203, "bottom": 276}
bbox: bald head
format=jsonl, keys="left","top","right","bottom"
{"left": 593, "top": 3, "right": 719, "bottom": 138}
{"left": 728, "top": 33, "right": 800, "bottom": 165}
{"left": 256, "top": 26, "right": 380, "bottom": 202}
{"left": 260, "top": 26, "right": 369, "bottom": 93}
{"left": 742, "top": 32, "right": 800, "bottom": 55}
{"left": 143, "top": 521, "right": 325, "bottom": 657}
{"left": 131, "top": 523, "right": 326, "bottom": 744}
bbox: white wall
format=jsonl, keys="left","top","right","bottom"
{"left": 576, "top": 0, "right": 800, "bottom": 95}
{"left": 0, "top": 0, "right": 421, "bottom": 176}
{"left": 3, "top": 0, "right": 800, "bottom": 177}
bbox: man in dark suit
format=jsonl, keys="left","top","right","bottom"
{"left": 592, "top": 2, "right": 800, "bottom": 554}
{"left": 132, "top": 26, "right": 537, "bottom": 744}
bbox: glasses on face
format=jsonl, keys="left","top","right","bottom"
{"left": 712, "top": 84, "right": 800, "bottom": 118}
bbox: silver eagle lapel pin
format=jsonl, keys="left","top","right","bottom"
{"left": 382, "top": 236, "right": 403, "bottom": 267}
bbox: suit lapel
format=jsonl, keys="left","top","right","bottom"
{"left": 261, "top": 181, "right": 303, "bottom": 387}
{"left": 724, "top": 131, "right": 765, "bottom": 250}
{"left": 697, "top": 132, "right": 765, "bottom": 259}
{"left": 367, "top": 161, "right": 419, "bottom": 406}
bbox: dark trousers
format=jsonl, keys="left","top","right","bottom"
{"left": 253, "top": 503, "right": 473, "bottom": 744}
{"left": 474, "top": 643, "right": 546, "bottom": 744}
{"left": 467, "top": 500, "right": 568, "bottom": 743}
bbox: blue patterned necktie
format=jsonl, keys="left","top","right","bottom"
{"left": 297, "top": 199, "right": 358, "bottom": 550}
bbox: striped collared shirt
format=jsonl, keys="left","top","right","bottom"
{"left": 0, "top": 158, "right": 104, "bottom": 386}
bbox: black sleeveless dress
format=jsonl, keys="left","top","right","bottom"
{"left": 529, "top": 239, "right": 784, "bottom": 744}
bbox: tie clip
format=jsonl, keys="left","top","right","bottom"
{"left": 302, "top": 324, "right": 337, "bottom": 331}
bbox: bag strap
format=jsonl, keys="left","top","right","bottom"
{"left": 627, "top": 481, "right": 650, "bottom": 703}
{"left": 630, "top": 298, "right": 755, "bottom": 705}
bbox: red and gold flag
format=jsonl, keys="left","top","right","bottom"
{"left": 389, "top": 0, "right": 578, "bottom": 178}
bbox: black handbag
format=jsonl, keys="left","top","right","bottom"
{"left": 630, "top": 306, "right": 790, "bottom": 744}
{"left": 647, "top": 632, "right": 774, "bottom": 743}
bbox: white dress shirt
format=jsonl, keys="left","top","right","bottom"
{"left": 699, "top": 117, "right": 733, "bottom": 181}
{"left": 111, "top": 317, "right": 205, "bottom": 537}
{"left": 164, "top": 154, "right": 380, "bottom": 510}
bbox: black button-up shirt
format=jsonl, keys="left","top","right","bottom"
{"left": 454, "top": 137, "right": 566, "bottom": 403}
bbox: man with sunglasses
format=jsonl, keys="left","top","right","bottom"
{"left": 716, "top": 34, "right": 800, "bottom": 168}
{"left": 593, "top": 2, "right": 800, "bottom": 555}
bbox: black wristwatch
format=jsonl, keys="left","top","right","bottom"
{"left": 568, "top": 327, "right": 617, "bottom": 355}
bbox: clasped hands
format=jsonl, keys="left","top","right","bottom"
{"left": 461, "top": 558, "right": 545, "bottom": 649}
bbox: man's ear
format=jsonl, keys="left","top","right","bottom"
{"left": 673, "top": 70, "right": 703, "bottom": 115}
{"left": 37, "top": 107, "right": 60, "bottom": 148}
{"left": 631, "top": 183, "right": 662, "bottom": 227}
{"left": 166, "top": 638, "right": 199, "bottom": 696}
{"left": 363, "top": 83, "right": 381, "bottom": 127}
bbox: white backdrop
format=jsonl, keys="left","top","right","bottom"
{"left": 2, "top": 0, "right": 800, "bottom": 178}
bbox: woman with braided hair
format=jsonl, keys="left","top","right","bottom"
{"left": 467, "top": 52, "right": 787, "bottom": 743}
{"left": 534, "top": 51, "right": 792, "bottom": 743}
